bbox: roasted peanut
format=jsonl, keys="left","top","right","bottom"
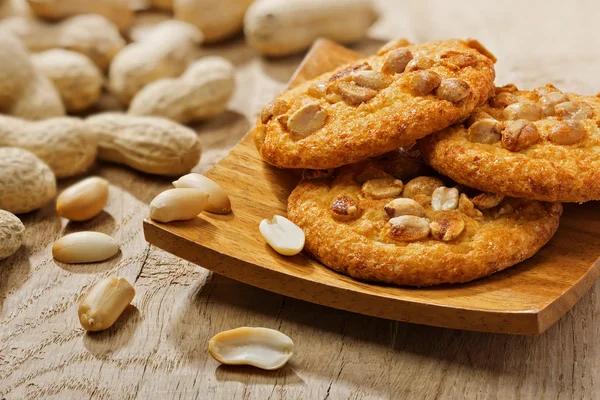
{"left": 209, "top": 327, "right": 294, "bottom": 370}
{"left": 287, "top": 102, "right": 327, "bottom": 137}
{"left": 351, "top": 70, "right": 392, "bottom": 90}
{"left": 436, "top": 78, "right": 470, "bottom": 103}
{"left": 56, "top": 177, "right": 109, "bottom": 221}
{"left": 458, "top": 193, "right": 483, "bottom": 220}
{"left": 468, "top": 119, "right": 501, "bottom": 144}
{"left": 330, "top": 195, "right": 361, "bottom": 221}
{"left": 431, "top": 187, "right": 459, "bottom": 211}
{"left": 501, "top": 119, "right": 539, "bottom": 151}
{"left": 384, "top": 198, "right": 425, "bottom": 218}
{"left": 78, "top": 276, "right": 135, "bottom": 332}
{"left": 402, "top": 176, "right": 444, "bottom": 199}
{"left": 430, "top": 211, "right": 465, "bottom": 241}
{"left": 389, "top": 215, "right": 430, "bottom": 241}
{"left": 329, "top": 81, "right": 377, "bottom": 105}
{"left": 503, "top": 102, "right": 543, "bottom": 121}
{"left": 381, "top": 48, "right": 413, "bottom": 75}
{"left": 149, "top": 189, "right": 209, "bottom": 223}
{"left": 471, "top": 192, "right": 504, "bottom": 209}
{"left": 539, "top": 91, "right": 569, "bottom": 116}
{"left": 307, "top": 81, "right": 328, "bottom": 98}
{"left": 362, "top": 178, "right": 404, "bottom": 199}
{"left": 259, "top": 215, "right": 305, "bottom": 256}
{"left": 261, "top": 99, "right": 291, "bottom": 123}
{"left": 405, "top": 57, "right": 435, "bottom": 71}
{"left": 548, "top": 120, "right": 586, "bottom": 145}
{"left": 555, "top": 101, "right": 593, "bottom": 120}
{"left": 407, "top": 70, "right": 441, "bottom": 96}
{"left": 53, "top": 232, "right": 119, "bottom": 264}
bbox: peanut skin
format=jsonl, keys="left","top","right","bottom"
{"left": 128, "top": 57, "right": 235, "bottom": 124}
{"left": 85, "top": 113, "right": 202, "bottom": 176}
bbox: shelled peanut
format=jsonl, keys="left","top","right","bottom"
{"left": 0, "top": 115, "right": 97, "bottom": 178}
{"left": 108, "top": 20, "right": 202, "bottom": 105}
{"left": 0, "top": 14, "right": 125, "bottom": 71}
{"left": 53, "top": 232, "right": 119, "bottom": 263}
{"left": 0, "top": 33, "right": 64, "bottom": 120}
{"left": 129, "top": 57, "right": 235, "bottom": 124}
{"left": 32, "top": 49, "right": 103, "bottom": 112}
{"left": 56, "top": 177, "right": 109, "bottom": 221}
{"left": 85, "top": 113, "right": 202, "bottom": 176}
{"left": 244, "top": 0, "right": 378, "bottom": 56}
{"left": 78, "top": 276, "right": 135, "bottom": 331}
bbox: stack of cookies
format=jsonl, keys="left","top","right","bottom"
{"left": 251, "top": 38, "right": 598, "bottom": 287}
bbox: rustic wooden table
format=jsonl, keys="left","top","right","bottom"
{"left": 1, "top": 1, "right": 599, "bottom": 398}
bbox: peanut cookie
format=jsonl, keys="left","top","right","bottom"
{"left": 287, "top": 150, "right": 561, "bottom": 286}
{"left": 254, "top": 39, "right": 496, "bottom": 169}
{"left": 420, "top": 84, "right": 600, "bottom": 202}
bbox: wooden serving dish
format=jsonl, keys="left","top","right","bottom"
{"left": 144, "top": 39, "right": 600, "bottom": 335}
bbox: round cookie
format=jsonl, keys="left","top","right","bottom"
{"left": 254, "top": 39, "right": 496, "bottom": 169}
{"left": 288, "top": 151, "right": 562, "bottom": 286}
{"left": 420, "top": 84, "right": 600, "bottom": 202}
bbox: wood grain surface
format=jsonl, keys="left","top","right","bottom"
{"left": 145, "top": 38, "right": 600, "bottom": 336}
{"left": 2, "top": 0, "right": 600, "bottom": 398}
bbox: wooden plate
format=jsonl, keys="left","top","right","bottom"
{"left": 143, "top": 39, "right": 600, "bottom": 335}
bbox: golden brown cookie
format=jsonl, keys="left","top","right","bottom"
{"left": 254, "top": 39, "right": 496, "bottom": 169}
{"left": 420, "top": 84, "right": 600, "bottom": 202}
{"left": 287, "top": 151, "right": 562, "bottom": 286}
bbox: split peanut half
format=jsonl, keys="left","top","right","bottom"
{"left": 259, "top": 215, "right": 305, "bottom": 256}
{"left": 78, "top": 276, "right": 135, "bottom": 332}
{"left": 172, "top": 173, "right": 231, "bottom": 214}
{"left": 208, "top": 327, "right": 294, "bottom": 370}
{"left": 52, "top": 231, "right": 119, "bottom": 264}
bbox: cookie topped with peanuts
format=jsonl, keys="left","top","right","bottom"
{"left": 287, "top": 149, "right": 562, "bottom": 286}
{"left": 419, "top": 84, "right": 600, "bottom": 202}
{"left": 253, "top": 38, "right": 496, "bottom": 169}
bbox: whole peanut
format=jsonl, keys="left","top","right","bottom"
{"left": 0, "top": 115, "right": 97, "bottom": 178}
{"left": 244, "top": 0, "right": 378, "bottom": 56}
{"left": 0, "top": 33, "right": 64, "bottom": 120}
{"left": 32, "top": 49, "right": 103, "bottom": 112}
{"left": 129, "top": 57, "right": 235, "bottom": 124}
{"left": 0, "top": 147, "right": 57, "bottom": 214}
{"left": 85, "top": 113, "right": 202, "bottom": 176}
{"left": 0, "top": 14, "right": 125, "bottom": 71}
{"left": 108, "top": 20, "right": 202, "bottom": 105}
{"left": 0, "top": 210, "right": 25, "bottom": 260}
{"left": 174, "top": 0, "right": 253, "bottom": 43}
